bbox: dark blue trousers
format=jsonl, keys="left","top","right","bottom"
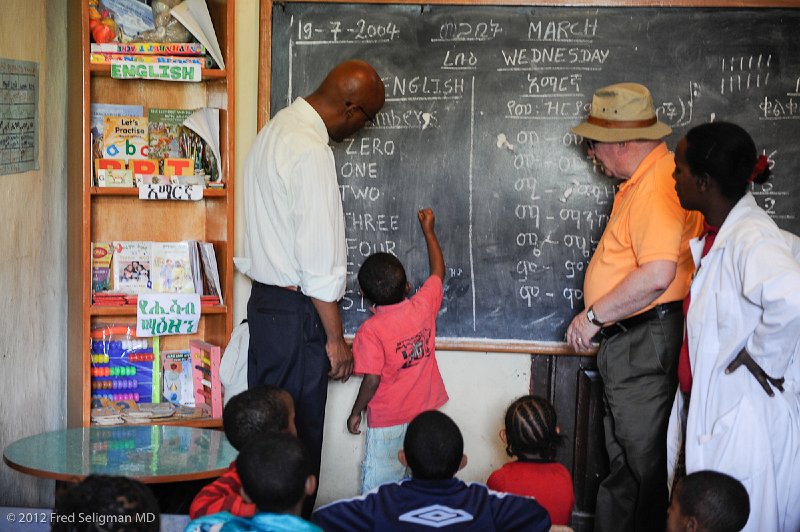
{"left": 247, "top": 281, "right": 330, "bottom": 516}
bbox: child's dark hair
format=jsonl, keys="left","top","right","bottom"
{"left": 684, "top": 122, "right": 770, "bottom": 200}
{"left": 675, "top": 470, "right": 749, "bottom": 532}
{"left": 504, "top": 395, "right": 564, "bottom": 461}
{"left": 223, "top": 384, "right": 291, "bottom": 450}
{"left": 237, "top": 432, "right": 311, "bottom": 513}
{"left": 358, "top": 252, "right": 407, "bottom": 305}
{"left": 52, "top": 475, "right": 159, "bottom": 531}
{"left": 403, "top": 410, "right": 463, "bottom": 480}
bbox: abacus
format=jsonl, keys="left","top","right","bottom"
{"left": 190, "top": 339, "right": 222, "bottom": 419}
{"left": 89, "top": 325, "right": 155, "bottom": 405}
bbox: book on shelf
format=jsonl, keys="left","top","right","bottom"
{"left": 199, "top": 242, "right": 223, "bottom": 305}
{"left": 92, "top": 242, "right": 114, "bottom": 293}
{"left": 151, "top": 241, "right": 196, "bottom": 294}
{"left": 148, "top": 108, "right": 195, "bottom": 160}
{"left": 90, "top": 53, "right": 208, "bottom": 67}
{"left": 103, "top": 116, "right": 149, "bottom": 161}
{"left": 90, "top": 42, "right": 206, "bottom": 56}
{"left": 102, "top": 241, "right": 222, "bottom": 301}
{"left": 112, "top": 241, "right": 153, "bottom": 293}
{"left": 161, "top": 349, "right": 195, "bottom": 407}
{"left": 90, "top": 103, "right": 144, "bottom": 180}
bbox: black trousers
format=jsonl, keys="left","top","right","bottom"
{"left": 247, "top": 281, "right": 330, "bottom": 516}
{"left": 593, "top": 311, "right": 682, "bottom": 532}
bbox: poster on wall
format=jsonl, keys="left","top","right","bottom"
{"left": 0, "top": 57, "right": 38, "bottom": 175}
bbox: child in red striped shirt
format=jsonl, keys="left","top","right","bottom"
{"left": 189, "top": 384, "right": 295, "bottom": 518}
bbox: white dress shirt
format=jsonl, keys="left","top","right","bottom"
{"left": 240, "top": 97, "right": 347, "bottom": 302}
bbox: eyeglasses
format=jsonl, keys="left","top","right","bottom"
{"left": 346, "top": 101, "right": 375, "bottom": 126}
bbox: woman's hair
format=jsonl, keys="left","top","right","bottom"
{"left": 684, "top": 121, "right": 770, "bottom": 200}
{"left": 503, "top": 395, "right": 564, "bottom": 460}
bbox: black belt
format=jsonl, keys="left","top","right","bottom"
{"left": 598, "top": 301, "right": 683, "bottom": 340}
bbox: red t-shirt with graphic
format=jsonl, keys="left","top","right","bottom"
{"left": 353, "top": 275, "right": 448, "bottom": 428}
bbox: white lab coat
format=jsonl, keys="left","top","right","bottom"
{"left": 666, "top": 193, "right": 800, "bottom": 532}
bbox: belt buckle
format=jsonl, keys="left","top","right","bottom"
{"left": 599, "top": 322, "right": 627, "bottom": 339}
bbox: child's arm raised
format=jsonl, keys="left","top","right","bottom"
{"left": 418, "top": 208, "right": 444, "bottom": 280}
{"left": 347, "top": 374, "right": 381, "bottom": 434}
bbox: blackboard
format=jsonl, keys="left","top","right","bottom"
{"left": 264, "top": 2, "right": 800, "bottom": 352}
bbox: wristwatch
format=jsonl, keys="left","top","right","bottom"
{"left": 586, "top": 306, "right": 604, "bottom": 327}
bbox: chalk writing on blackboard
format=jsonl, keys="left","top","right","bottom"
{"left": 270, "top": 4, "right": 800, "bottom": 349}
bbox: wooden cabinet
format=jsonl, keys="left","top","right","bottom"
{"left": 66, "top": 0, "right": 235, "bottom": 427}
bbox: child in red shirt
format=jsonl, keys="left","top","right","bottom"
{"left": 347, "top": 208, "right": 448, "bottom": 494}
{"left": 189, "top": 384, "right": 296, "bottom": 519}
{"left": 487, "top": 395, "right": 575, "bottom": 526}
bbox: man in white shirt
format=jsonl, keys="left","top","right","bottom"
{"left": 241, "top": 60, "right": 385, "bottom": 515}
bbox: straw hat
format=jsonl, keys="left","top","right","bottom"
{"left": 571, "top": 83, "right": 671, "bottom": 142}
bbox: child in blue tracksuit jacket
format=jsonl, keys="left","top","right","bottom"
{"left": 312, "top": 411, "right": 551, "bottom": 531}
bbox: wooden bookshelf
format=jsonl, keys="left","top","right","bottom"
{"left": 67, "top": 0, "right": 235, "bottom": 427}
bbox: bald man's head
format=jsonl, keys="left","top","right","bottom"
{"left": 306, "top": 60, "right": 385, "bottom": 142}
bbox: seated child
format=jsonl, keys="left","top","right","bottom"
{"left": 52, "top": 474, "right": 159, "bottom": 531}
{"left": 189, "top": 384, "right": 296, "bottom": 518}
{"left": 185, "top": 432, "right": 322, "bottom": 532}
{"left": 347, "top": 208, "right": 448, "bottom": 493}
{"left": 667, "top": 470, "right": 750, "bottom": 532}
{"left": 313, "top": 410, "right": 552, "bottom": 531}
{"left": 486, "top": 395, "right": 575, "bottom": 525}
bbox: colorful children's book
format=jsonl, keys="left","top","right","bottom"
{"left": 103, "top": 116, "right": 149, "bottom": 161}
{"left": 90, "top": 42, "right": 206, "bottom": 56}
{"left": 148, "top": 108, "right": 194, "bottom": 160}
{"left": 90, "top": 53, "right": 206, "bottom": 66}
{"left": 90, "top": 103, "right": 144, "bottom": 181}
{"left": 151, "top": 241, "right": 196, "bottom": 294}
{"left": 161, "top": 349, "right": 195, "bottom": 407}
{"left": 91, "top": 242, "right": 114, "bottom": 293}
{"left": 112, "top": 241, "right": 153, "bottom": 293}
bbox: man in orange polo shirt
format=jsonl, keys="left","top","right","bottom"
{"left": 566, "top": 83, "right": 702, "bottom": 532}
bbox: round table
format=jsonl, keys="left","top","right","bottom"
{"left": 3, "top": 425, "right": 236, "bottom": 484}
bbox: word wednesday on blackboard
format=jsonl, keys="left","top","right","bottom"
{"left": 268, "top": 3, "right": 800, "bottom": 351}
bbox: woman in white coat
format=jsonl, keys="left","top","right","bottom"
{"left": 667, "top": 122, "right": 800, "bottom": 532}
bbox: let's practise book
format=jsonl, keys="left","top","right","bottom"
{"left": 90, "top": 103, "right": 143, "bottom": 183}
{"left": 103, "top": 116, "right": 149, "bottom": 161}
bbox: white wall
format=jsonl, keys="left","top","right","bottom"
{"left": 0, "top": 0, "right": 68, "bottom": 506}
{"left": 317, "top": 350, "right": 531, "bottom": 505}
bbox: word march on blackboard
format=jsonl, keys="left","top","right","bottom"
{"left": 268, "top": 3, "right": 800, "bottom": 351}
